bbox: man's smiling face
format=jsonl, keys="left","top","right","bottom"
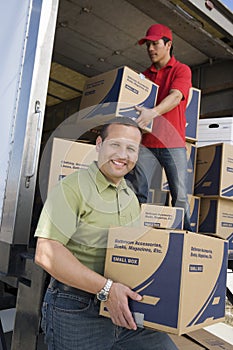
{"left": 96, "top": 123, "right": 141, "bottom": 185}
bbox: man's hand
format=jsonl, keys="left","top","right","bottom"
{"left": 135, "top": 105, "right": 159, "bottom": 129}
{"left": 105, "top": 282, "right": 142, "bottom": 330}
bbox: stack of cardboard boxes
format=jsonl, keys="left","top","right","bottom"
{"left": 47, "top": 67, "right": 228, "bottom": 336}
{"left": 194, "top": 118, "right": 233, "bottom": 251}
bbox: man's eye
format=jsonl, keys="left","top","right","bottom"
{"left": 127, "top": 147, "right": 137, "bottom": 153}
{"left": 146, "top": 41, "right": 159, "bottom": 48}
{"left": 111, "top": 143, "right": 120, "bottom": 147}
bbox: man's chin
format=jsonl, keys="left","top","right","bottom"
{"left": 113, "top": 169, "right": 129, "bottom": 180}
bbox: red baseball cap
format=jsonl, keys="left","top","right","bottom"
{"left": 138, "top": 24, "right": 172, "bottom": 45}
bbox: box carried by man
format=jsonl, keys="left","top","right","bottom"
{"left": 100, "top": 227, "right": 228, "bottom": 335}
{"left": 79, "top": 66, "right": 159, "bottom": 132}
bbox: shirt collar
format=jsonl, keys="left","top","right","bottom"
{"left": 88, "top": 161, "right": 130, "bottom": 194}
{"left": 148, "top": 55, "right": 176, "bottom": 73}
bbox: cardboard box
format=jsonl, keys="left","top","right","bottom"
{"left": 148, "top": 189, "right": 169, "bottom": 205}
{"left": 198, "top": 197, "right": 233, "bottom": 250}
{"left": 194, "top": 143, "right": 233, "bottom": 200}
{"left": 79, "top": 66, "right": 159, "bottom": 132}
{"left": 169, "top": 334, "right": 205, "bottom": 349}
{"left": 185, "top": 87, "right": 201, "bottom": 142}
{"left": 188, "top": 195, "right": 200, "bottom": 233}
{"left": 100, "top": 227, "right": 228, "bottom": 335}
{"left": 161, "top": 142, "right": 197, "bottom": 195}
{"left": 166, "top": 194, "right": 200, "bottom": 232}
{"left": 197, "top": 117, "right": 233, "bottom": 147}
{"left": 47, "top": 138, "right": 97, "bottom": 192}
{"left": 145, "top": 193, "right": 199, "bottom": 232}
{"left": 141, "top": 204, "right": 184, "bottom": 229}
{"left": 187, "top": 328, "right": 233, "bottom": 350}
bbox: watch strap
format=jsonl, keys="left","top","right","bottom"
{"left": 96, "top": 279, "right": 113, "bottom": 301}
{"left": 103, "top": 279, "right": 113, "bottom": 293}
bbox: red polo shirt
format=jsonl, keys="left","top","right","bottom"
{"left": 142, "top": 56, "right": 192, "bottom": 148}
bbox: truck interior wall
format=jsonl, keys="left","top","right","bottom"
{"left": 192, "top": 60, "right": 233, "bottom": 118}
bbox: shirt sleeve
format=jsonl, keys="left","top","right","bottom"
{"left": 35, "top": 177, "right": 80, "bottom": 245}
{"left": 170, "top": 63, "right": 192, "bottom": 100}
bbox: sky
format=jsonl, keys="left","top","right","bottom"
{"left": 220, "top": 0, "right": 233, "bottom": 12}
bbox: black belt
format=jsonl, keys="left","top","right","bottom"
{"left": 49, "top": 278, "right": 95, "bottom": 299}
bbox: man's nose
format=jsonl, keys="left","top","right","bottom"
{"left": 117, "top": 146, "right": 128, "bottom": 158}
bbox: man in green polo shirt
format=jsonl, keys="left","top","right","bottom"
{"left": 35, "top": 117, "right": 178, "bottom": 350}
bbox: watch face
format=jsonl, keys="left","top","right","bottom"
{"left": 97, "top": 290, "right": 108, "bottom": 302}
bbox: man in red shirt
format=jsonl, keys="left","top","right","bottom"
{"left": 133, "top": 23, "right": 192, "bottom": 231}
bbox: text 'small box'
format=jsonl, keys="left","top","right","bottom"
{"left": 79, "top": 66, "right": 159, "bottom": 132}
{"left": 100, "top": 227, "right": 228, "bottom": 335}
{"left": 198, "top": 197, "right": 233, "bottom": 250}
{"left": 194, "top": 143, "right": 233, "bottom": 200}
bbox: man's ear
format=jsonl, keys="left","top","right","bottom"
{"left": 167, "top": 40, "right": 172, "bottom": 50}
{"left": 96, "top": 136, "right": 102, "bottom": 152}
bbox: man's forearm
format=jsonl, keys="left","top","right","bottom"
{"left": 154, "top": 89, "right": 182, "bottom": 116}
{"left": 35, "top": 237, "right": 142, "bottom": 330}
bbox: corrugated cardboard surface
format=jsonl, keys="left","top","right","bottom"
{"left": 186, "top": 87, "right": 201, "bottom": 142}
{"left": 198, "top": 197, "right": 233, "bottom": 250}
{"left": 167, "top": 194, "right": 200, "bottom": 233}
{"left": 169, "top": 334, "right": 205, "bottom": 349}
{"left": 100, "top": 227, "right": 228, "bottom": 335}
{"left": 140, "top": 204, "right": 184, "bottom": 230}
{"left": 187, "top": 329, "right": 233, "bottom": 350}
{"left": 171, "top": 328, "right": 233, "bottom": 350}
{"left": 47, "top": 138, "right": 97, "bottom": 193}
{"left": 79, "top": 66, "right": 159, "bottom": 132}
{"left": 188, "top": 195, "right": 200, "bottom": 233}
{"left": 194, "top": 143, "right": 233, "bottom": 199}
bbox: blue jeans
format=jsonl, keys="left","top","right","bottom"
{"left": 41, "top": 286, "right": 178, "bottom": 350}
{"left": 126, "top": 147, "right": 192, "bottom": 231}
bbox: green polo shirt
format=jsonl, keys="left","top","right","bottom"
{"left": 35, "top": 162, "right": 140, "bottom": 274}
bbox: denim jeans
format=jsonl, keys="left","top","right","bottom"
{"left": 41, "top": 286, "right": 178, "bottom": 350}
{"left": 126, "top": 147, "right": 192, "bottom": 231}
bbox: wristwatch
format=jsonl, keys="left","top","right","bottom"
{"left": 96, "top": 279, "right": 113, "bottom": 302}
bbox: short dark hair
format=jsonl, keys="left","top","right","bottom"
{"left": 100, "top": 117, "right": 142, "bottom": 141}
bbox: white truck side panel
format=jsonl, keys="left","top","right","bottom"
{"left": 0, "top": 0, "right": 58, "bottom": 251}
{"left": 0, "top": 1, "right": 32, "bottom": 224}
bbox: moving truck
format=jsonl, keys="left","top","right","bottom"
{"left": 0, "top": 1, "right": 232, "bottom": 349}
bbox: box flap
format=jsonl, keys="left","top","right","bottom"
{"left": 186, "top": 329, "right": 233, "bottom": 350}
{"left": 169, "top": 334, "right": 205, "bottom": 349}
